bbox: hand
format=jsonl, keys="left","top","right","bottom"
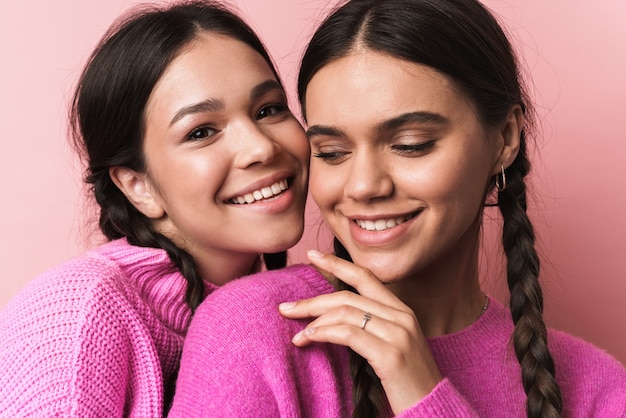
{"left": 279, "top": 250, "right": 443, "bottom": 414}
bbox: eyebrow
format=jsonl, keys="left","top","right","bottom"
{"left": 169, "top": 98, "right": 225, "bottom": 127}
{"left": 375, "top": 111, "right": 449, "bottom": 131}
{"left": 169, "top": 79, "right": 283, "bottom": 127}
{"left": 250, "top": 80, "right": 283, "bottom": 101}
{"left": 306, "top": 111, "right": 449, "bottom": 139}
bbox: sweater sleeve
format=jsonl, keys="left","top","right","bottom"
{"left": 0, "top": 257, "right": 162, "bottom": 417}
{"left": 169, "top": 276, "right": 299, "bottom": 417}
{"left": 168, "top": 293, "right": 284, "bottom": 417}
{"left": 395, "top": 379, "right": 480, "bottom": 418}
{"left": 549, "top": 330, "right": 626, "bottom": 417}
{"left": 169, "top": 265, "right": 351, "bottom": 418}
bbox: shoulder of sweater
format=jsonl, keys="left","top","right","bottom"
{"left": 18, "top": 238, "right": 170, "bottom": 281}
{"left": 2, "top": 239, "right": 178, "bottom": 320}
{"left": 188, "top": 264, "right": 329, "bottom": 335}
{"left": 203, "top": 264, "right": 330, "bottom": 310}
{"left": 3, "top": 245, "right": 128, "bottom": 309}
{"left": 548, "top": 328, "right": 626, "bottom": 380}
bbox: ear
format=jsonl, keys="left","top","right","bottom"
{"left": 109, "top": 166, "right": 165, "bottom": 219}
{"left": 492, "top": 104, "right": 524, "bottom": 175}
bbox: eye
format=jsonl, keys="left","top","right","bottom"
{"left": 391, "top": 141, "right": 436, "bottom": 155}
{"left": 313, "top": 151, "right": 350, "bottom": 164}
{"left": 186, "top": 126, "right": 217, "bottom": 142}
{"left": 256, "top": 104, "right": 288, "bottom": 120}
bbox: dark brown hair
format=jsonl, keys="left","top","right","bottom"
{"left": 69, "top": 0, "right": 287, "bottom": 314}
{"left": 298, "top": 0, "right": 562, "bottom": 416}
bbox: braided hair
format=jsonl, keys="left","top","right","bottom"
{"left": 69, "top": 3, "right": 288, "bottom": 406}
{"left": 298, "top": 0, "right": 562, "bottom": 416}
{"left": 69, "top": 0, "right": 287, "bottom": 311}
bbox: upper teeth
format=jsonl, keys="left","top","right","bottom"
{"left": 231, "top": 179, "right": 288, "bottom": 204}
{"left": 355, "top": 215, "right": 414, "bottom": 231}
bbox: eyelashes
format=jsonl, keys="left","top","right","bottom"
{"left": 183, "top": 102, "right": 290, "bottom": 143}
{"left": 313, "top": 151, "right": 346, "bottom": 163}
{"left": 256, "top": 103, "right": 288, "bottom": 120}
{"left": 391, "top": 140, "right": 435, "bottom": 154}
{"left": 186, "top": 126, "right": 217, "bottom": 142}
{"left": 313, "top": 140, "right": 436, "bottom": 164}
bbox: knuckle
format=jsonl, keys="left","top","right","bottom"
{"left": 342, "top": 324, "right": 360, "bottom": 340}
{"left": 335, "top": 304, "right": 354, "bottom": 319}
{"left": 397, "top": 310, "right": 419, "bottom": 329}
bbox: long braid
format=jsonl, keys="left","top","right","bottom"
{"left": 498, "top": 136, "right": 563, "bottom": 417}
{"left": 90, "top": 170, "right": 207, "bottom": 311}
{"left": 334, "top": 239, "right": 390, "bottom": 418}
{"left": 69, "top": 1, "right": 292, "bottom": 413}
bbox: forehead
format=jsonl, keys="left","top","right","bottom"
{"left": 146, "top": 32, "right": 276, "bottom": 114}
{"left": 304, "top": 50, "right": 475, "bottom": 126}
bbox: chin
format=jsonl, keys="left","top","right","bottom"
{"left": 349, "top": 255, "right": 406, "bottom": 284}
{"left": 264, "top": 233, "right": 303, "bottom": 254}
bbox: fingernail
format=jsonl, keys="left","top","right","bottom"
{"left": 279, "top": 302, "right": 295, "bottom": 311}
{"left": 307, "top": 250, "right": 324, "bottom": 259}
{"left": 292, "top": 330, "right": 303, "bottom": 343}
{"left": 292, "top": 328, "right": 315, "bottom": 344}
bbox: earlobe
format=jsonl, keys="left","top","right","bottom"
{"left": 494, "top": 104, "right": 524, "bottom": 173}
{"left": 109, "top": 166, "right": 165, "bottom": 219}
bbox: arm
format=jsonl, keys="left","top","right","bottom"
{"left": 168, "top": 297, "right": 284, "bottom": 418}
{"left": 169, "top": 266, "right": 352, "bottom": 418}
{"left": 550, "top": 330, "right": 626, "bottom": 417}
{"left": 395, "top": 379, "right": 481, "bottom": 418}
{"left": 0, "top": 268, "right": 138, "bottom": 417}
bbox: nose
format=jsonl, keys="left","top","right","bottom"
{"left": 344, "top": 149, "right": 394, "bottom": 201}
{"left": 233, "top": 120, "right": 281, "bottom": 168}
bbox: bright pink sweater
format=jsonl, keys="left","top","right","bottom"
{"left": 169, "top": 264, "right": 626, "bottom": 417}
{"left": 0, "top": 238, "right": 214, "bottom": 417}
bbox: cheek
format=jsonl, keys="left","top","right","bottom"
{"left": 293, "top": 138, "right": 311, "bottom": 166}
{"left": 153, "top": 153, "right": 227, "bottom": 205}
{"left": 274, "top": 121, "right": 310, "bottom": 163}
{"left": 309, "top": 161, "right": 340, "bottom": 210}
{"left": 416, "top": 157, "right": 489, "bottom": 216}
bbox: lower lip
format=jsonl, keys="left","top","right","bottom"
{"left": 228, "top": 187, "right": 297, "bottom": 214}
{"left": 348, "top": 213, "right": 419, "bottom": 247}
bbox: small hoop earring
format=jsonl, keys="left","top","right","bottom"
{"left": 495, "top": 164, "right": 506, "bottom": 192}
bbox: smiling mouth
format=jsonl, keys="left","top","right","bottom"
{"left": 354, "top": 212, "right": 419, "bottom": 231}
{"left": 230, "top": 179, "right": 288, "bottom": 204}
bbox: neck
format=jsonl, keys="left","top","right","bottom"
{"left": 153, "top": 219, "right": 262, "bottom": 287}
{"left": 386, "top": 217, "right": 486, "bottom": 337}
{"left": 194, "top": 250, "right": 260, "bottom": 286}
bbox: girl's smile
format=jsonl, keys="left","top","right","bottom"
{"left": 306, "top": 50, "right": 503, "bottom": 283}
{"left": 135, "top": 32, "right": 309, "bottom": 284}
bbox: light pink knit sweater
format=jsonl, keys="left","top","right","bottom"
{"left": 0, "top": 239, "right": 213, "bottom": 417}
{"left": 170, "top": 264, "right": 626, "bottom": 417}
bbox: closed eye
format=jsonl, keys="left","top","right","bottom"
{"left": 312, "top": 151, "right": 349, "bottom": 164}
{"left": 391, "top": 141, "right": 435, "bottom": 155}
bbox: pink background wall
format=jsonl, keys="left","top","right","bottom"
{"left": 1, "top": 0, "right": 624, "bottom": 366}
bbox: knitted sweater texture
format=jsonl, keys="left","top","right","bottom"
{"left": 169, "top": 264, "right": 626, "bottom": 417}
{"left": 0, "top": 239, "right": 212, "bottom": 417}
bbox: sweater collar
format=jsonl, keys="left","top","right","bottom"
{"left": 94, "top": 239, "right": 219, "bottom": 335}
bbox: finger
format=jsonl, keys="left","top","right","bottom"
{"left": 307, "top": 250, "right": 403, "bottom": 308}
{"left": 304, "top": 305, "right": 418, "bottom": 345}
{"left": 291, "top": 321, "right": 397, "bottom": 362}
{"left": 304, "top": 304, "right": 376, "bottom": 331}
{"left": 278, "top": 290, "right": 391, "bottom": 320}
{"left": 295, "top": 322, "right": 442, "bottom": 414}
